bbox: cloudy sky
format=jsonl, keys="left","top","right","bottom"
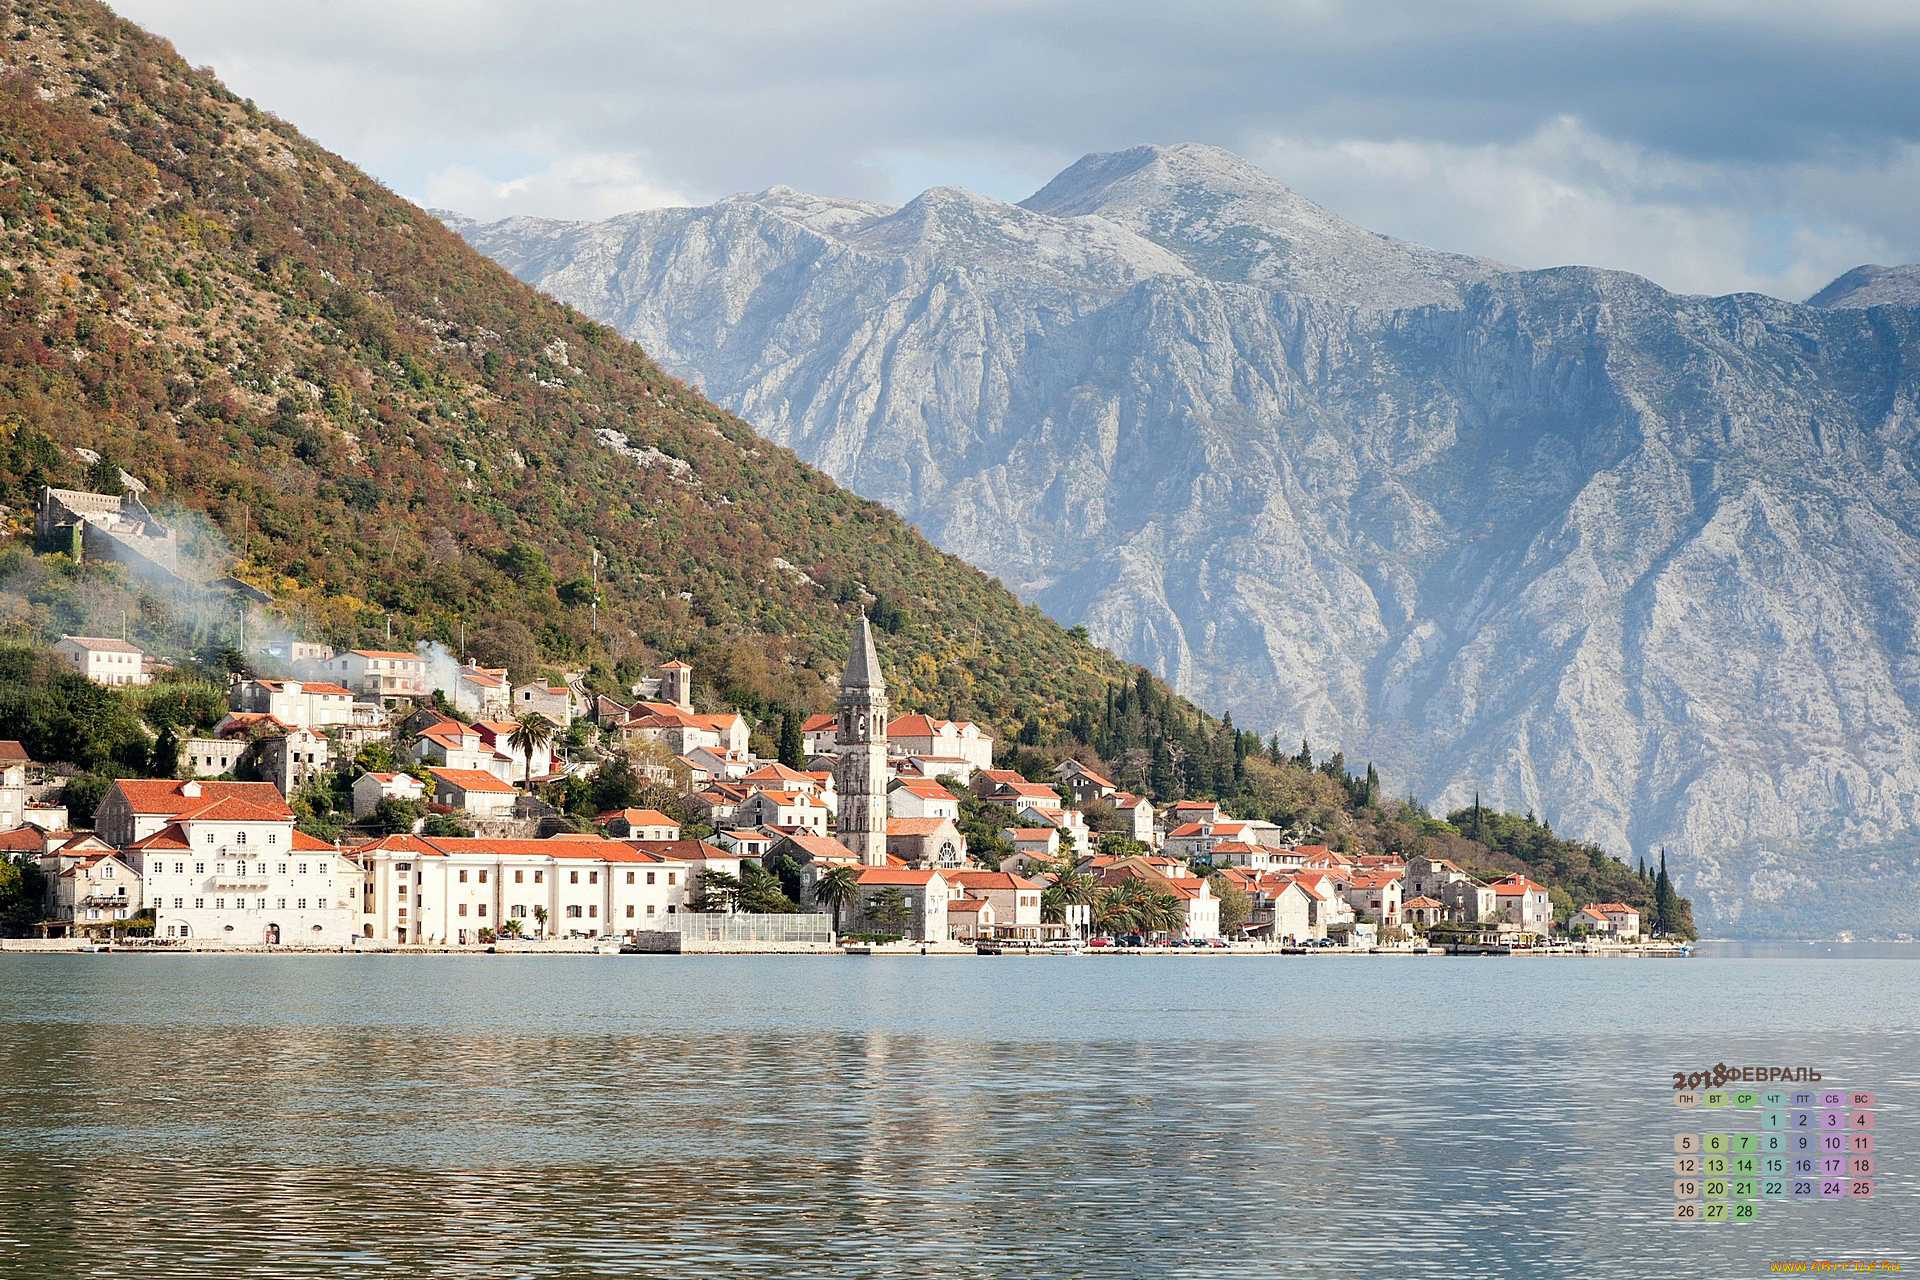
{"left": 110, "top": 0, "right": 1920, "bottom": 299}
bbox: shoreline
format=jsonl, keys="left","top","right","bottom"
{"left": 0, "top": 938, "right": 1698, "bottom": 958}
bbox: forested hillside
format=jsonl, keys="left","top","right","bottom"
{"left": 0, "top": 0, "right": 1132, "bottom": 735}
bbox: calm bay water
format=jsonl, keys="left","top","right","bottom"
{"left": 0, "top": 950, "right": 1915, "bottom": 1279}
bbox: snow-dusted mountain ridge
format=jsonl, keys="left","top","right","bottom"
{"left": 444, "top": 143, "right": 1920, "bottom": 935}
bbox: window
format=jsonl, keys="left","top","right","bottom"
{"left": 570, "top": 870, "right": 579, "bottom": 884}
{"left": 645, "top": 904, "right": 655, "bottom": 916}
{"left": 396, "top": 862, "right": 411, "bottom": 872}
{"left": 195, "top": 863, "right": 205, "bottom": 875}
{"left": 459, "top": 870, "right": 469, "bottom": 883}
{"left": 626, "top": 905, "right": 635, "bottom": 918}
{"left": 298, "top": 863, "right": 309, "bottom": 875}
{"left": 277, "top": 898, "right": 287, "bottom": 909}
{"left": 625, "top": 872, "right": 635, "bottom": 884}
{"left": 267, "top": 833, "right": 277, "bottom": 845}
{"left": 278, "top": 864, "right": 288, "bottom": 875}
{"left": 668, "top": 873, "right": 677, "bottom": 886}
{"left": 174, "top": 862, "right": 184, "bottom": 874}
{"left": 477, "top": 904, "right": 488, "bottom": 918}
{"left": 257, "top": 863, "right": 268, "bottom": 875}
{"left": 257, "top": 898, "right": 267, "bottom": 910}
{"left": 478, "top": 870, "right": 488, "bottom": 884}
{"left": 534, "top": 870, "right": 543, "bottom": 883}
{"left": 206, "top": 833, "right": 215, "bottom": 845}
{"left": 236, "top": 831, "right": 247, "bottom": 845}
{"left": 173, "top": 898, "right": 183, "bottom": 909}
{"left": 103, "top": 863, "right": 114, "bottom": 878}
{"left": 666, "top": 904, "right": 675, "bottom": 914}
{"left": 646, "top": 871, "right": 656, "bottom": 885}
{"left": 215, "top": 898, "right": 226, "bottom": 909}
{"left": 511, "top": 905, "right": 525, "bottom": 919}
{"left": 566, "top": 905, "right": 582, "bottom": 918}
{"left": 514, "top": 870, "right": 524, "bottom": 884}
{"left": 298, "top": 898, "right": 308, "bottom": 910}
{"left": 194, "top": 898, "right": 204, "bottom": 909}
{"left": 589, "top": 871, "right": 598, "bottom": 885}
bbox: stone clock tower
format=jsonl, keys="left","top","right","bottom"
{"left": 835, "top": 613, "right": 890, "bottom": 866}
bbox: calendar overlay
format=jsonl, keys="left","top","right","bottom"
{"left": 1673, "top": 1084, "right": 1874, "bottom": 1221}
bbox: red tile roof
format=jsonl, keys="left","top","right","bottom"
{"left": 0, "top": 826, "right": 43, "bottom": 852}
{"left": 945, "top": 870, "right": 1040, "bottom": 891}
{"left": 0, "top": 740, "right": 31, "bottom": 763}
{"left": 427, "top": 767, "right": 518, "bottom": 795}
{"left": 110, "top": 779, "right": 291, "bottom": 819}
{"left": 854, "top": 867, "right": 941, "bottom": 886}
{"left": 887, "top": 817, "right": 953, "bottom": 837}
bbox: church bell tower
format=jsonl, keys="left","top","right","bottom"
{"left": 835, "top": 613, "right": 890, "bottom": 866}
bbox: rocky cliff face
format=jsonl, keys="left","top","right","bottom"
{"left": 445, "top": 144, "right": 1920, "bottom": 934}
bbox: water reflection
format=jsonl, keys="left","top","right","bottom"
{"left": 0, "top": 954, "right": 1913, "bottom": 1278}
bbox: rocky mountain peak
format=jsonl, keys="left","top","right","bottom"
{"left": 1806, "top": 264, "right": 1920, "bottom": 308}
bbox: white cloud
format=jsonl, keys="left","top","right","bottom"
{"left": 1248, "top": 118, "right": 1915, "bottom": 298}
{"left": 104, "top": 0, "right": 1920, "bottom": 296}
{"left": 421, "top": 152, "right": 693, "bottom": 222}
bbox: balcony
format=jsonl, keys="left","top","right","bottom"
{"left": 212, "top": 880, "right": 270, "bottom": 892}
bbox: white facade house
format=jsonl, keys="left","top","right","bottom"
{"left": 48, "top": 851, "right": 143, "bottom": 930}
{"left": 887, "top": 777, "right": 960, "bottom": 822}
{"left": 53, "top": 635, "right": 149, "bottom": 686}
{"left": 1490, "top": 876, "right": 1554, "bottom": 933}
{"left": 230, "top": 679, "right": 356, "bottom": 729}
{"left": 326, "top": 649, "right": 428, "bottom": 700}
{"left": 427, "top": 767, "right": 519, "bottom": 819}
{"left": 885, "top": 715, "right": 994, "bottom": 771}
{"left": 121, "top": 789, "right": 358, "bottom": 944}
{"left": 0, "top": 740, "right": 27, "bottom": 831}
{"left": 734, "top": 789, "right": 829, "bottom": 836}
{"left": 351, "top": 771, "right": 425, "bottom": 819}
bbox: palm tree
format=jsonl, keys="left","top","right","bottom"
{"left": 508, "top": 712, "right": 555, "bottom": 794}
{"left": 811, "top": 864, "right": 860, "bottom": 934}
{"left": 532, "top": 904, "right": 548, "bottom": 938}
{"left": 1040, "top": 869, "right": 1096, "bottom": 924}
{"left": 498, "top": 917, "right": 526, "bottom": 938}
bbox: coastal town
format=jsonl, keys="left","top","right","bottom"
{"left": 0, "top": 488, "right": 1666, "bottom": 956}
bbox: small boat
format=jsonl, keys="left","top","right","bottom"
{"left": 78, "top": 942, "right": 113, "bottom": 953}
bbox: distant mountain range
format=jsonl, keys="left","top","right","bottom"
{"left": 446, "top": 144, "right": 1920, "bottom": 935}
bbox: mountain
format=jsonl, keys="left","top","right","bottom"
{"left": 1807, "top": 265, "right": 1920, "bottom": 309}
{"left": 0, "top": 0, "right": 1157, "bottom": 747}
{"left": 448, "top": 145, "right": 1920, "bottom": 935}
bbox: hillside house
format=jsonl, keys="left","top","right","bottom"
{"left": 53, "top": 635, "right": 149, "bottom": 687}
{"left": 352, "top": 771, "right": 425, "bottom": 819}
{"left": 887, "top": 777, "right": 960, "bottom": 822}
{"left": 428, "top": 767, "right": 519, "bottom": 819}
{"left": 0, "top": 741, "right": 28, "bottom": 831}
{"left": 230, "top": 678, "right": 356, "bottom": 729}
{"left": 325, "top": 650, "right": 427, "bottom": 700}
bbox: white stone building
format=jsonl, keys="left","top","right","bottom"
{"left": 53, "top": 635, "right": 149, "bottom": 686}
{"left": 121, "top": 787, "right": 358, "bottom": 944}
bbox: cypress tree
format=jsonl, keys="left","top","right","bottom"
{"left": 776, "top": 712, "right": 804, "bottom": 770}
